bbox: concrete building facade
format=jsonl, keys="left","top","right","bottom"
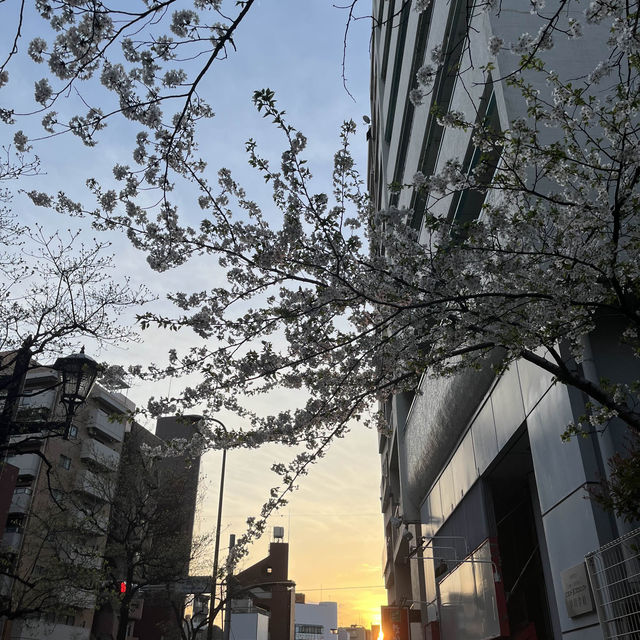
{"left": 0, "top": 355, "right": 202, "bottom": 640}
{"left": 91, "top": 416, "right": 203, "bottom": 640}
{"left": 1, "top": 363, "right": 133, "bottom": 640}
{"left": 229, "top": 599, "right": 270, "bottom": 640}
{"left": 369, "top": 2, "right": 640, "bottom": 640}
{"left": 337, "top": 625, "right": 368, "bottom": 640}
{"left": 232, "top": 538, "right": 295, "bottom": 640}
{"left": 294, "top": 599, "right": 337, "bottom": 640}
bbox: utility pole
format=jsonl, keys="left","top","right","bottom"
{"left": 223, "top": 534, "right": 235, "bottom": 640}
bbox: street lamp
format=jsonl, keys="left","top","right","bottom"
{"left": 0, "top": 344, "right": 99, "bottom": 450}
{"left": 53, "top": 347, "right": 100, "bottom": 436}
{"left": 206, "top": 418, "right": 229, "bottom": 640}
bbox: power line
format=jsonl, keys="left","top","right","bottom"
{"left": 296, "top": 585, "right": 385, "bottom": 592}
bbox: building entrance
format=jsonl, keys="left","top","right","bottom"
{"left": 487, "top": 432, "right": 556, "bottom": 640}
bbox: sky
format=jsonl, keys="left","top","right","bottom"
{"left": 2, "top": 0, "right": 386, "bottom": 628}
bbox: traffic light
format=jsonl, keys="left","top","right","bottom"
{"left": 120, "top": 581, "right": 127, "bottom": 594}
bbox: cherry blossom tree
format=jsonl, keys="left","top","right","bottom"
{"left": 5, "top": 0, "right": 640, "bottom": 553}
{"left": 1, "top": 0, "right": 261, "bottom": 212}
{"left": 0, "top": 222, "right": 152, "bottom": 453}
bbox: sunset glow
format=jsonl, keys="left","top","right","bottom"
{"left": 197, "top": 425, "right": 386, "bottom": 628}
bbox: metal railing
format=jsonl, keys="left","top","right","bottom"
{"left": 586, "top": 527, "right": 640, "bottom": 639}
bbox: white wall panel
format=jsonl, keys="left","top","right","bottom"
{"left": 491, "top": 365, "right": 526, "bottom": 450}
{"left": 541, "top": 489, "right": 601, "bottom": 635}
{"left": 470, "top": 400, "right": 497, "bottom": 477}
{"left": 528, "top": 383, "right": 586, "bottom": 513}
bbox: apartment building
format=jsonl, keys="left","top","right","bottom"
{"left": 1, "top": 361, "right": 133, "bottom": 640}
{"left": 370, "top": 2, "right": 640, "bottom": 640}
{"left": 1, "top": 354, "right": 203, "bottom": 640}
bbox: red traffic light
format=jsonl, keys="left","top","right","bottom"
{"left": 120, "top": 581, "right": 127, "bottom": 594}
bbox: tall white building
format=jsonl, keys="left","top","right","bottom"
{"left": 369, "top": 2, "right": 640, "bottom": 640}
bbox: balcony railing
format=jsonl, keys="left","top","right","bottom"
{"left": 0, "top": 574, "right": 13, "bottom": 597}
{"left": 59, "top": 586, "right": 97, "bottom": 610}
{"left": 58, "top": 547, "right": 103, "bottom": 570}
{"left": 380, "top": 474, "right": 391, "bottom": 511}
{"left": 9, "top": 489, "right": 32, "bottom": 514}
{"left": 2, "top": 529, "right": 23, "bottom": 551}
{"left": 75, "top": 470, "right": 114, "bottom": 502}
{"left": 10, "top": 620, "right": 90, "bottom": 640}
{"left": 87, "top": 410, "right": 126, "bottom": 443}
{"left": 80, "top": 438, "right": 120, "bottom": 471}
{"left": 14, "top": 405, "right": 50, "bottom": 422}
{"left": 6, "top": 453, "right": 40, "bottom": 478}
{"left": 71, "top": 508, "right": 109, "bottom": 536}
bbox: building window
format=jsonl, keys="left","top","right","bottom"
{"left": 380, "top": 0, "right": 396, "bottom": 81}
{"left": 59, "top": 455, "right": 71, "bottom": 470}
{"left": 295, "top": 624, "right": 324, "bottom": 640}
{"left": 6, "top": 514, "right": 24, "bottom": 532}
{"left": 391, "top": 5, "right": 432, "bottom": 189}
{"left": 384, "top": 0, "right": 411, "bottom": 143}
{"left": 410, "top": 0, "right": 476, "bottom": 228}
{"left": 68, "top": 424, "right": 78, "bottom": 439}
{"left": 447, "top": 89, "right": 501, "bottom": 235}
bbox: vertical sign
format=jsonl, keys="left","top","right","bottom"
{"left": 381, "top": 606, "right": 409, "bottom": 640}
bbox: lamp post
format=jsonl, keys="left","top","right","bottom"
{"left": 206, "top": 418, "right": 229, "bottom": 640}
{"left": 0, "top": 344, "right": 99, "bottom": 452}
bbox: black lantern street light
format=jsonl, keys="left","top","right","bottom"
{"left": 0, "top": 344, "right": 100, "bottom": 452}
{"left": 53, "top": 347, "right": 100, "bottom": 438}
